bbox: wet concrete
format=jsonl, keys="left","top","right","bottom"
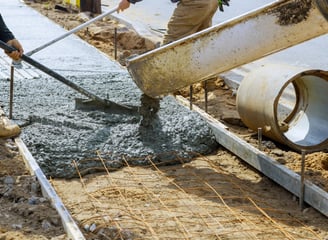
{"left": 271, "top": 0, "right": 313, "bottom": 25}
{"left": 0, "top": 1, "right": 218, "bottom": 178}
{"left": 1, "top": 71, "right": 217, "bottom": 178}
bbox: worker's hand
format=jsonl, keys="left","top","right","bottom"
{"left": 117, "top": 0, "right": 130, "bottom": 13}
{"left": 218, "top": 0, "right": 230, "bottom": 12}
{"left": 5, "top": 39, "right": 24, "bottom": 61}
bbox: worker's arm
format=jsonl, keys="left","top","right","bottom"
{"left": 0, "top": 14, "right": 14, "bottom": 42}
{"left": 0, "top": 14, "right": 23, "bottom": 60}
{"left": 118, "top": 0, "right": 142, "bottom": 12}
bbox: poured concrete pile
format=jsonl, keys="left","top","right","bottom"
{"left": 0, "top": 2, "right": 217, "bottom": 178}
{"left": 1, "top": 68, "right": 217, "bottom": 178}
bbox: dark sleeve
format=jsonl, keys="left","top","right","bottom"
{"left": 0, "top": 14, "right": 15, "bottom": 42}
{"left": 127, "top": 0, "right": 142, "bottom": 4}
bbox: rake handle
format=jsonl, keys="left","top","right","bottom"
{"left": 0, "top": 39, "right": 106, "bottom": 103}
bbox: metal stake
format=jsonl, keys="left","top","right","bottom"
{"left": 204, "top": 80, "right": 208, "bottom": 113}
{"left": 9, "top": 65, "right": 14, "bottom": 119}
{"left": 258, "top": 127, "right": 262, "bottom": 150}
{"left": 114, "top": 27, "right": 117, "bottom": 60}
{"left": 300, "top": 149, "right": 306, "bottom": 210}
{"left": 189, "top": 85, "right": 193, "bottom": 110}
{"left": 25, "top": 6, "right": 119, "bottom": 57}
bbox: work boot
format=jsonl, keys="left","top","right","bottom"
{"left": 0, "top": 118, "right": 21, "bottom": 139}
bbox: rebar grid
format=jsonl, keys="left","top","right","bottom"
{"left": 61, "top": 153, "right": 323, "bottom": 240}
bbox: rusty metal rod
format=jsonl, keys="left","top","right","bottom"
{"left": 204, "top": 80, "right": 208, "bottom": 113}
{"left": 189, "top": 85, "right": 193, "bottom": 110}
{"left": 258, "top": 127, "right": 262, "bottom": 151}
{"left": 300, "top": 149, "right": 306, "bottom": 210}
{"left": 114, "top": 27, "right": 117, "bottom": 60}
{"left": 25, "top": 6, "right": 118, "bottom": 56}
{"left": 0, "top": 40, "right": 137, "bottom": 113}
{"left": 9, "top": 65, "right": 14, "bottom": 119}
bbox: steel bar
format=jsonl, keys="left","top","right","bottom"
{"left": 9, "top": 65, "right": 14, "bottom": 119}
{"left": 204, "top": 80, "right": 208, "bottom": 113}
{"left": 114, "top": 27, "right": 118, "bottom": 60}
{"left": 189, "top": 85, "right": 193, "bottom": 110}
{"left": 25, "top": 6, "right": 118, "bottom": 56}
{"left": 258, "top": 128, "right": 262, "bottom": 151}
{"left": 0, "top": 40, "right": 137, "bottom": 114}
{"left": 300, "top": 150, "right": 306, "bottom": 210}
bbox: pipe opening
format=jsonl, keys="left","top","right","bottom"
{"left": 237, "top": 65, "right": 328, "bottom": 151}
{"left": 278, "top": 72, "right": 328, "bottom": 149}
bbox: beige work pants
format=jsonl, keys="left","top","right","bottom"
{"left": 163, "top": 0, "right": 218, "bottom": 44}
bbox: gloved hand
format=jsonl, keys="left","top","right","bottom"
{"left": 218, "top": 0, "right": 230, "bottom": 12}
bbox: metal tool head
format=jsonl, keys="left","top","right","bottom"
{"left": 75, "top": 98, "right": 140, "bottom": 115}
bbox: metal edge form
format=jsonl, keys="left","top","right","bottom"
{"left": 176, "top": 95, "right": 328, "bottom": 217}
{"left": 14, "top": 137, "right": 86, "bottom": 240}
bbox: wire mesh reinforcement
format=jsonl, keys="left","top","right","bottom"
{"left": 51, "top": 153, "right": 325, "bottom": 240}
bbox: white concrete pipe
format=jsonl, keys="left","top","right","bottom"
{"left": 236, "top": 64, "right": 328, "bottom": 152}
{"left": 127, "top": 0, "right": 328, "bottom": 97}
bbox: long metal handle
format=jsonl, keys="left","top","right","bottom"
{"left": 0, "top": 40, "right": 100, "bottom": 100}
{"left": 0, "top": 40, "right": 135, "bottom": 111}
{"left": 25, "top": 6, "right": 118, "bottom": 56}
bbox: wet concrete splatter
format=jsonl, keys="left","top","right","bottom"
{"left": 139, "top": 94, "right": 160, "bottom": 127}
{"left": 1, "top": 71, "right": 218, "bottom": 178}
{"left": 271, "top": 0, "right": 313, "bottom": 25}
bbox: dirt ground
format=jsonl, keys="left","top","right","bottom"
{"left": 0, "top": 136, "right": 66, "bottom": 239}
{"left": 0, "top": 0, "right": 327, "bottom": 239}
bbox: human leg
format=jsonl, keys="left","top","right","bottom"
{"left": 163, "top": 0, "right": 218, "bottom": 44}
